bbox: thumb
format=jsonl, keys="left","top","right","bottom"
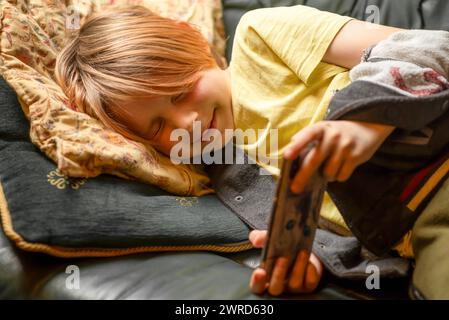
{"left": 249, "top": 230, "right": 268, "bottom": 248}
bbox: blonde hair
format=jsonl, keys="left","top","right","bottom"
{"left": 55, "top": 5, "right": 222, "bottom": 143}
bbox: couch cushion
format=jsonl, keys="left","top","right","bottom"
{"left": 0, "top": 225, "right": 26, "bottom": 299}
{"left": 28, "top": 246, "right": 373, "bottom": 300}
{"left": 0, "top": 76, "right": 253, "bottom": 257}
{"left": 222, "top": 0, "right": 425, "bottom": 61}
{"left": 421, "top": 0, "right": 449, "bottom": 30}
{"left": 1, "top": 215, "right": 413, "bottom": 300}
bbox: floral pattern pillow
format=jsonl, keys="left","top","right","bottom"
{"left": 0, "top": 0, "right": 227, "bottom": 196}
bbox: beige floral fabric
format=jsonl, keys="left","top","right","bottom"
{"left": 0, "top": 0, "right": 227, "bottom": 196}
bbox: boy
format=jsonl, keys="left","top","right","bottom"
{"left": 58, "top": 5, "right": 443, "bottom": 297}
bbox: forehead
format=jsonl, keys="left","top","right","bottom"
{"left": 122, "top": 95, "right": 169, "bottom": 111}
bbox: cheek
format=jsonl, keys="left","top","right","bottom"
{"left": 190, "top": 76, "right": 218, "bottom": 106}
{"left": 152, "top": 128, "right": 176, "bottom": 156}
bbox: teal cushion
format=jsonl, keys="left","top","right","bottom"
{"left": 0, "top": 76, "right": 251, "bottom": 256}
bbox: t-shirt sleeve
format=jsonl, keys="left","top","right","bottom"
{"left": 233, "top": 5, "right": 354, "bottom": 85}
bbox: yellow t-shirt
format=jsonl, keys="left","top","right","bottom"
{"left": 229, "top": 5, "right": 353, "bottom": 235}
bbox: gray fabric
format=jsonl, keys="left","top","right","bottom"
{"left": 313, "top": 229, "right": 410, "bottom": 280}
{"left": 327, "top": 82, "right": 449, "bottom": 132}
{"left": 350, "top": 30, "right": 449, "bottom": 97}
{"left": 326, "top": 81, "right": 449, "bottom": 170}
{"left": 205, "top": 142, "right": 275, "bottom": 230}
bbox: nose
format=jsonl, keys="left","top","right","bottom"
{"left": 170, "top": 108, "right": 199, "bottom": 133}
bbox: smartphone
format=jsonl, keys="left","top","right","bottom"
{"left": 260, "top": 142, "right": 327, "bottom": 280}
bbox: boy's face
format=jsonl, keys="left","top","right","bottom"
{"left": 116, "top": 67, "right": 234, "bottom": 157}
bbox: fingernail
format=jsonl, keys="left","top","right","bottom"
{"left": 291, "top": 184, "right": 302, "bottom": 194}
{"left": 255, "top": 235, "right": 265, "bottom": 247}
{"left": 251, "top": 270, "right": 266, "bottom": 294}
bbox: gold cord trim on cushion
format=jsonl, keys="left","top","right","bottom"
{"left": 0, "top": 182, "right": 253, "bottom": 258}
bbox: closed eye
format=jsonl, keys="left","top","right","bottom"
{"left": 170, "top": 92, "right": 188, "bottom": 104}
{"left": 147, "top": 118, "right": 164, "bottom": 140}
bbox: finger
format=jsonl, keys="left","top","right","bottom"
{"left": 290, "top": 132, "right": 335, "bottom": 194}
{"left": 336, "top": 159, "right": 357, "bottom": 182}
{"left": 287, "top": 250, "right": 309, "bottom": 292}
{"left": 268, "top": 257, "right": 289, "bottom": 296}
{"left": 290, "top": 146, "right": 317, "bottom": 194}
{"left": 309, "top": 252, "right": 323, "bottom": 275}
{"left": 323, "top": 140, "right": 352, "bottom": 182}
{"left": 284, "top": 124, "right": 324, "bottom": 160}
{"left": 304, "top": 262, "right": 320, "bottom": 292}
{"left": 304, "top": 253, "right": 323, "bottom": 292}
{"left": 250, "top": 268, "right": 268, "bottom": 294}
{"left": 249, "top": 230, "right": 268, "bottom": 248}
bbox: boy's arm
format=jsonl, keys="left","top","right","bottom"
{"left": 323, "top": 20, "right": 404, "bottom": 69}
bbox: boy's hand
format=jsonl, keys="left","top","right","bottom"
{"left": 284, "top": 120, "right": 395, "bottom": 193}
{"left": 249, "top": 230, "right": 323, "bottom": 296}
